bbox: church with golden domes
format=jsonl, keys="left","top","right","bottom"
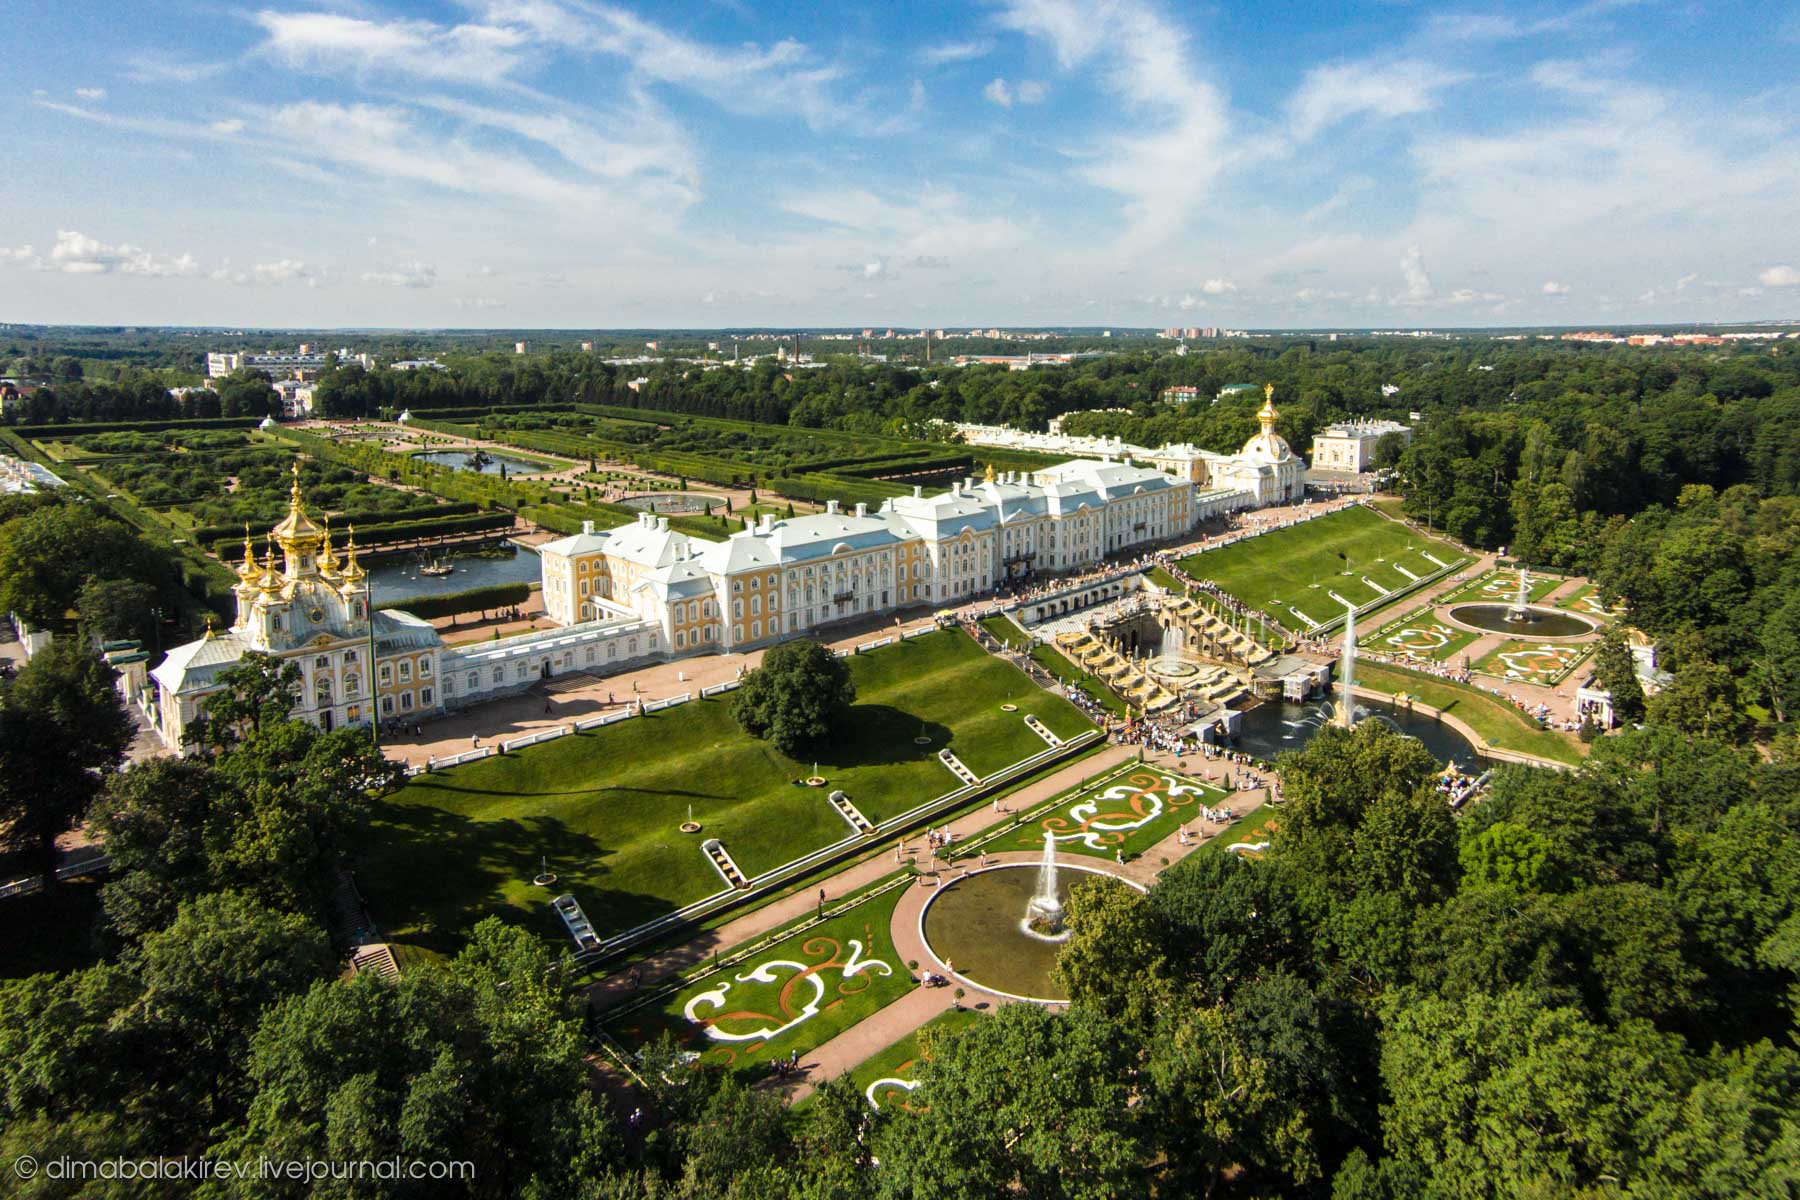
{"left": 141, "top": 464, "right": 445, "bottom": 748}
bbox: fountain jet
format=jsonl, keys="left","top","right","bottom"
{"left": 1022, "top": 831, "right": 1068, "bottom": 940}
{"left": 1508, "top": 565, "right": 1531, "bottom": 622}
{"left": 1338, "top": 599, "right": 1357, "bottom": 729}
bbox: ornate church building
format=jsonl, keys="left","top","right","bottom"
{"left": 134, "top": 466, "right": 445, "bottom": 748}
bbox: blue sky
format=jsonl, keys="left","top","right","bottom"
{"left": 3, "top": 0, "right": 1798, "bottom": 328}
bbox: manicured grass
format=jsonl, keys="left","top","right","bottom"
{"left": 1201, "top": 803, "right": 1282, "bottom": 854}
{"left": 1555, "top": 583, "right": 1624, "bottom": 622}
{"left": 1369, "top": 607, "right": 1483, "bottom": 663}
{"left": 1145, "top": 565, "right": 1186, "bottom": 594}
{"left": 1028, "top": 644, "right": 1128, "bottom": 717}
{"left": 978, "top": 615, "right": 1029, "bottom": 649}
{"left": 356, "top": 630, "right": 1093, "bottom": 953}
{"left": 836, "top": 1007, "right": 987, "bottom": 1110}
{"left": 1442, "top": 568, "right": 1563, "bottom": 606}
{"left": 603, "top": 881, "right": 917, "bottom": 1077}
{"left": 1352, "top": 662, "right": 1585, "bottom": 765}
{"left": 1474, "top": 639, "right": 1593, "bottom": 686}
{"left": 1176, "top": 506, "right": 1467, "bottom": 627}
{"left": 0, "top": 880, "right": 107, "bottom": 980}
{"left": 994, "top": 765, "right": 1227, "bottom": 862}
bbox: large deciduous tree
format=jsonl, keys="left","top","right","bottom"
{"left": 0, "top": 638, "right": 135, "bottom": 877}
{"left": 731, "top": 638, "right": 856, "bottom": 758}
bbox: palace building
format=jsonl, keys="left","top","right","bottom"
{"left": 128, "top": 444, "right": 1216, "bottom": 747}
{"left": 537, "top": 455, "right": 1193, "bottom": 655}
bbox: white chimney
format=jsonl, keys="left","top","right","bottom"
{"left": 581, "top": 520, "right": 595, "bottom": 534}
{"left": 657, "top": 516, "right": 669, "bottom": 532}
{"left": 759, "top": 513, "right": 774, "bottom": 533}
{"left": 854, "top": 502, "right": 867, "bottom": 518}
{"left": 826, "top": 499, "right": 840, "bottom": 515}
{"left": 744, "top": 516, "right": 755, "bottom": 531}
{"left": 913, "top": 485, "right": 923, "bottom": 498}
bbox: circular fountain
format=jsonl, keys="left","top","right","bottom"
{"left": 1447, "top": 565, "right": 1595, "bottom": 638}
{"left": 1445, "top": 604, "right": 1595, "bottom": 638}
{"left": 919, "top": 835, "right": 1140, "bottom": 1003}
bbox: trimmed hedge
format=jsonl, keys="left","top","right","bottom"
{"left": 191, "top": 501, "right": 482, "bottom": 545}
{"left": 378, "top": 581, "right": 532, "bottom": 619}
{"left": 15, "top": 417, "right": 262, "bottom": 438}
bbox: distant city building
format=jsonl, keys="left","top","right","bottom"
{"left": 271, "top": 379, "right": 316, "bottom": 419}
{"left": 207, "top": 348, "right": 371, "bottom": 379}
{"left": 1217, "top": 383, "right": 1258, "bottom": 400}
{"left": 1160, "top": 385, "right": 1203, "bottom": 404}
{"left": 515, "top": 341, "right": 529, "bottom": 354}
{"left": 390, "top": 359, "right": 445, "bottom": 372}
{"left": 581, "top": 341, "right": 595, "bottom": 352}
{"left": 1310, "top": 419, "right": 1412, "bottom": 474}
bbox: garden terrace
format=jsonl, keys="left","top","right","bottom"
{"left": 355, "top": 629, "right": 1094, "bottom": 955}
{"left": 1176, "top": 505, "right": 1469, "bottom": 629}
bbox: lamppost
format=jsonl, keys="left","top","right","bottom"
{"left": 366, "top": 571, "right": 380, "bottom": 750}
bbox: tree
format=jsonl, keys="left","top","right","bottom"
{"left": 1380, "top": 988, "right": 1687, "bottom": 1198}
{"left": 0, "top": 638, "right": 134, "bottom": 877}
{"left": 127, "top": 891, "right": 330, "bottom": 1125}
{"left": 0, "top": 502, "right": 162, "bottom": 631}
{"left": 1458, "top": 821, "right": 1564, "bottom": 895}
{"left": 1647, "top": 655, "right": 1752, "bottom": 745}
{"left": 186, "top": 651, "right": 302, "bottom": 749}
{"left": 76, "top": 575, "right": 158, "bottom": 646}
{"left": 1605, "top": 626, "right": 1648, "bottom": 726}
{"left": 871, "top": 1003, "right": 1145, "bottom": 1200}
{"left": 731, "top": 638, "right": 856, "bottom": 758}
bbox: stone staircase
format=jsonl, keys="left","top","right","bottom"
{"left": 827, "top": 789, "right": 873, "bottom": 834}
{"left": 350, "top": 943, "right": 400, "bottom": 981}
{"left": 1023, "top": 714, "right": 1061, "bottom": 747}
{"left": 937, "top": 748, "right": 979, "bottom": 785}
{"left": 701, "top": 839, "right": 749, "bottom": 889}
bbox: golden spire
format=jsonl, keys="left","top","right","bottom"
{"left": 271, "top": 459, "right": 324, "bottom": 545}
{"left": 203, "top": 614, "right": 216, "bottom": 639}
{"left": 984, "top": 461, "right": 996, "bottom": 484}
{"left": 1257, "top": 383, "right": 1279, "bottom": 433}
{"left": 339, "top": 525, "right": 365, "bottom": 581}
{"left": 289, "top": 460, "right": 303, "bottom": 506}
{"left": 260, "top": 543, "right": 281, "bottom": 591}
{"left": 239, "top": 522, "right": 257, "bottom": 576}
{"left": 318, "top": 517, "right": 339, "bottom": 573}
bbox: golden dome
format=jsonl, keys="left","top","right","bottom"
{"left": 1257, "top": 382, "right": 1279, "bottom": 429}
{"left": 318, "top": 518, "right": 340, "bottom": 576}
{"left": 237, "top": 523, "right": 258, "bottom": 578}
{"left": 270, "top": 461, "right": 324, "bottom": 545}
{"left": 337, "top": 526, "right": 365, "bottom": 583}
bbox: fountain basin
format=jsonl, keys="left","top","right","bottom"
{"left": 919, "top": 864, "right": 1141, "bottom": 1003}
{"left": 1445, "top": 604, "right": 1594, "bottom": 638}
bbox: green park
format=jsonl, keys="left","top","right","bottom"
{"left": 1177, "top": 505, "right": 1468, "bottom": 627}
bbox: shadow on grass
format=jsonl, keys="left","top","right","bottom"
{"left": 357, "top": 803, "right": 685, "bottom": 956}
{"left": 832, "top": 705, "right": 953, "bottom": 769}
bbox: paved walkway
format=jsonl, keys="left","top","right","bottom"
{"left": 583, "top": 742, "right": 1141, "bottom": 1011}
{"left": 778, "top": 760, "right": 1270, "bottom": 1102}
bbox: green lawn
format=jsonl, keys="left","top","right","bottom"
{"left": 978, "top": 615, "right": 1029, "bottom": 649}
{"left": 991, "top": 765, "right": 1227, "bottom": 862}
{"left": 603, "top": 881, "right": 917, "bottom": 1078}
{"left": 834, "top": 1007, "right": 987, "bottom": 1110}
{"left": 357, "top": 630, "right": 1094, "bottom": 953}
{"left": 1176, "top": 506, "right": 1467, "bottom": 628}
{"left": 1201, "top": 802, "right": 1282, "bottom": 854}
{"left": 1352, "top": 662, "right": 1585, "bottom": 765}
{"left": 1442, "top": 568, "right": 1563, "bottom": 606}
{"left": 1028, "top": 644, "right": 1128, "bottom": 717}
{"left": 1145, "top": 565, "right": 1187, "bottom": 594}
{"left": 1369, "top": 607, "right": 1483, "bottom": 663}
{"left": 1474, "top": 639, "right": 1594, "bottom": 686}
{"left": 1555, "top": 583, "right": 1624, "bottom": 622}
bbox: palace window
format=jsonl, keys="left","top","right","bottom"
{"left": 400, "top": 691, "right": 413, "bottom": 711}
{"left": 467, "top": 672, "right": 478, "bottom": 691}
{"left": 315, "top": 655, "right": 330, "bottom": 670}
{"left": 398, "top": 661, "right": 412, "bottom": 683}
{"left": 420, "top": 687, "right": 433, "bottom": 706}
{"left": 419, "top": 658, "right": 431, "bottom": 677}
{"left": 379, "top": 665, "right": 392, "bottom": 686}
{"left": 344, "top": 673, "right": 360, "bottom": 696}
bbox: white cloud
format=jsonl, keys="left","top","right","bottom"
{"left": 1200, "top": 277, "right": 1236, "bottom": 295}
{"left": 1287, "top": 60, "right": 1464, "bottom": 141}
{"left": 983, "top": 78, "right": 1013, "bottom": 107}
{"left": 252, "top": 259, "right": 313, "bottom": 285}
{"left": 360, "top": 262, "right": 437, "bottom": 288}
{"left": 1398, "top": 245, "right": 1434, "bottom": 303}
{"left": 73, "top": 87, "right": 106, "bottom": 101}
{"left": 1445, "top": 287, "right": 1505, "bottom": 305}
{"left": 211, "top": 118, "right": 246, "bottom": 135}
{"left": 1541, "top": 280, "right": 1571, "bottom": 295}
{"left": 999, "top": 0, "right": 1232, "bottom": 245}
{"left": 454, "top": 296, "right": 507, "bottom": 309}
{"left": 1758, "top": 265, "right": 1800, "bottom": 287}
{"left": 46, "top": 229, "right": 199, "bottom": 277}
{"left": 862, "top": 258, "right": 888, "bottom": 279}
{"left": 920, "top": 39, "right": 993, "bottom": 65}
{"left": 254, "top": 10, "right": 528, "bottom": 84}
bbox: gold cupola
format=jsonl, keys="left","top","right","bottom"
{"left": 271, "top": 462, "right": 326, "bottom": 577}
{"left": 337, "top": 525, "right": 365, "bottom": 584}
{"left": 1257, "top": 382, "right": 1279, "bottom": 433}
{"left": 318, "top": 518, "right": 340, "bottom": 578}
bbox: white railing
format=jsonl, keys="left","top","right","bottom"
{"left": 641, "top": 692, "right": 691, "bottom": 713}
{"left": 700, "top": 680, "right": 741, "bottom": 697}
{"left": 902, "top": 625, "right": 938, "bottom": 640}
{"left": 856, "top": 636, "right": 896, "bottom": 653}
{"left": 503, "top": 725, "right": 568, "bottom": 753}
{"left": 426, "top": 745, "right": 494, "bottom": 770}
